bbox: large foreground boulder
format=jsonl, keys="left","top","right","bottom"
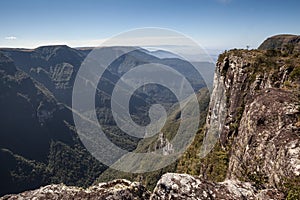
{"left": 150, "top": 173, "right": 284, "bottom": 200}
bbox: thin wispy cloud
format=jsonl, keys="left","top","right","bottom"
{"left": 5, "top": 36, "right": 17, "bottom": 40}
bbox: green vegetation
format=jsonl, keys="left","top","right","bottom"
{"left": 218, "top": 48, "right": 300, "bottom": 91}
{"left": 94, "top": 88, "right": 211, "bottom": 191}
{"left": 217, "top": 50, "right": 227, "bottom": 63}
{"left": 265, "top": 49, "right": 281, "bottom": 57}
{"left": 284, "top": 177, "right": 300, "bottom": 200}
{"left": 0, "top": 140, "right": 107, "bottom": 196}
{"left": 241, "top": 162, "right": 268, "bottom": 189}
{"left": 176, "top": 128, "right": 230, "bottom": 182}
{"left": 176, "top": 128, "right": 205, "bottom": 175}
{"left": 0, "top": 148, "right": 48, "bottom": 194}
{"left": 200, "top": 143, "right": 229, "bottom": 182}
{"left": 47, "top": 141, "right": 106, "bottom": 187}
{"left": 94, "top": 163, "right": 177, "bottom": 191}
{"left": 284, "top": 44, "right": 295, "bottom": 55}
{"left": 290, "top": 65, "right": 300, "bottom": 81}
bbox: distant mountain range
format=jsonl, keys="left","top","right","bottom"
{"left": 140, "top": 49, "right": 184, "bottom": 59}
{"left": 0, "top": 45, "right": 214, "bottom": 196}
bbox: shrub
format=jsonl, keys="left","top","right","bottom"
{"left": 290, "top": 65, "right": 300, "bottom": 81}
{"left": 285, "top": 177, "right": 300, "bottom": 200}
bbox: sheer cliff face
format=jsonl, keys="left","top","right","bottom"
{"left": 207, "top": 49, "right": 300, "bottom": 189}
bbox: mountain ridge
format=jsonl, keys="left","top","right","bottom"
{"left": 0, "top": 45, "right": 212, "bottom": 196}
{"left": 259, "top": 34, "right": 300, "bottom": 52}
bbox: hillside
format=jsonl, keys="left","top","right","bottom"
{"left": 0, "top": 52, "right": 106, "bottom": 196}
{"left": 0, "top": 46, "right": 212, "bottom": 196}
{"left": 258, "top": 34, "right": 300, "bottom": 53}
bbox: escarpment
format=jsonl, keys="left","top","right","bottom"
{"left": 177, "top": 45, "right": 300, "bottom": 199}
{"left": 204, "top": 48, "right": 300, "bottom": 197}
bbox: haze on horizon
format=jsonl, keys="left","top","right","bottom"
{"left": 1, "top": 0, "right": 300, "bottom": 52}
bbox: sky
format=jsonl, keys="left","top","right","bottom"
{"left": 1, "top": 0, "right": 300, "bottom": 51}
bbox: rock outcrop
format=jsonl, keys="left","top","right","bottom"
{"left": 211, "top": 50, "right": 300, "bottom": 189}
{"left": 1, "top": 174, "right": 284, "bottom": 200}
{"left": 200, "top": 47, "right": 300, "bottom": 199}
{"left": 227, "top": 88, "right": 300, "bottom": 187}
{"left": 151, "top": 173, "right": 284, "bottom": 200}
{"left": 0, "top": 179, "right": 150, "bottom": 200}
{"left": 178, "top": 42, "right": 299, "bottom": 198}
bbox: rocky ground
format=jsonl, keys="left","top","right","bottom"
{"left": 1, "top": 173, "right": 285, "bottom": 200}
{"left": 0, "top": 179, "right": 150, "bottom": 200}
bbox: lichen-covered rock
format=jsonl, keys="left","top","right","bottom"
{"left": 0, "top": 179, "right": 150, "bottom": 200}
{"left": 227, "top": 88, "right": 300, "bottom": 187}
{"left": 150, "top": 173, "right": 284, "bottom": 200}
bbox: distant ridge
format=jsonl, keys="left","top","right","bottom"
{"left": 258, "top": 34, "right": 300, "bottom": 52}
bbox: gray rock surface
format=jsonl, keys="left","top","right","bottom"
{"left": 210, "top": 52, "right": 300, "bottom": 189}
{"left": 2, "top": 174, "right": 284, "bottom": 200}
{"left": 150, "top": 173, "right": 284, "bottom": 200}
{"left": 1, "top": 179, "right": 150, "bottom": 200}
{"left": 227, "top": 88, "right": 300, "bottom": 187}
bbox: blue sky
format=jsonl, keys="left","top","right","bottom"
{"left": 1, "top": 0, "right": 300, "bottom": 50}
